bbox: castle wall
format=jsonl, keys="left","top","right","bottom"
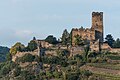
{"left": 71, "top": 12, "right": 104, "bottom": 46}
{"left": 35, "top": 40, "right": 53, "bottom": 48}
{"left": 71, "top": 28, "right": 95, "bottom": 46}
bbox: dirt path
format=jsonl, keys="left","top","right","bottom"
{"left": 80, "top": 65, "right": 120, "bottom": 76}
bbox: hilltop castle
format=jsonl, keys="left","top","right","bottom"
{"left": 12, "top": 12, "right": 120, "bottom": 62}
{"left": 71, "top": 12, "right": 104, "bottom": 51}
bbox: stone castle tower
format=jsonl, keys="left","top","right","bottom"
{"left": 91, "top": 12, "right": 103, "bottom": 42}
{"left": 71, "top": 12, "right": 104, "bottom": 46}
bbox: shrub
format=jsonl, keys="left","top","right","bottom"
{"left": 6, "top": 53, "right": 12, "bottom": 61}
{"left": 88, "top": 52, "right": 98, "bottom": 58}
{"left": 13, "top": 66, "right": 21, "bottom": 77}
{"left": 17, "top": 54, "right": 36, "bottom": 63}
{"left": 39, "top": 71, "right": 45, "bottom": 76}
{"left": 0, "top": 62, "right": 5, "bottom": 69}
{"left": 67, "top": 72, "right": 80, "bottom": 80}
{"left": 0, "top": 61, "right": 16, "bottom": 76}
{"left": 74, "top": 54, "right": 83, "bottom": 61}
{"left": 81, "top": 70, "right": 92, "bottom": 78}
{"left": 97, "top": 57, "right": 107, "bottom": 63}
{"left": 90, "top": 58, "right": 98, "bottom": 63}
{"left": 42, "top": 56, "right": 68, "bottom": 67}
{"left": 89, "top": 75, "right": 106, "bottom": 80}
{"left": 0, "top": 66, "right": 10, "bottom": 75}
{"left": 46, "top": 71, "right": 53, "bottom": 79}
{"left": 60, "top": 60, "right": 68, "bottom": 67}
{"left": 107, "top": 55, "right": 120, "bottom": 60}
{"left": 20, "top": 70, "right": 36, "bottom": 80}
{"left": 69, "top": 60, "right": 77, "bottom": 65}
{"left": 10, "top": 42, "right": 25, "bottom": 55}
{"left": 53, "top": 71, "right": 62, "bottom": 79}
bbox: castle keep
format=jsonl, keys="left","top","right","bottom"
{"left": 71, "top": 12, "right": 104, "bottom": 51}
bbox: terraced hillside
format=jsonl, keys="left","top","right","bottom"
{"left": 81, "top": 52, "right": 120, "bottom": 80}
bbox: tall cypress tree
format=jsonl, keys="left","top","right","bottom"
{"left": 61, "top": 29, "right": 70, "bottom": 45}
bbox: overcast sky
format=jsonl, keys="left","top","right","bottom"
{"left": 0, "top": 0, "right": 120, "bottom": 47}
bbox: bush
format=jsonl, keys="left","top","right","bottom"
{"left": 6, "top": 53, "right": 12, "bottom": 61}
{"left": 0, "top": 62, "right": 5, "bottom": 69}
{"left": 89, "top": 75, "right": 106, "bottom": 80}
{"left": 42, "top": 56, "right": 68, "bottom": 67}
{"left": 17, "top": 54, "right": 36, "bottom": 63}
{"left": 107, "top": 55, "right": 120, "bottom": 60}
{"left": 39, "top": 71, "right": 45, "bottom": 76}
{"left": 69, "top": 60, "right": 77, "bottom": 65}
{"left": 20, "top": 70, "right": 36, "bottom": 80}
{"left": 34, "top": 55, "right": 41, "bottom": 62}
{"left": 60, "top": 60, "right": 68, "bottom": 67}
{"left": 74, "top": 54, "right": 83, "bottom": 61}
{"left": 42, "top": 56, "right": 59, "bottom": 64}
{"left": 53, "top": 71, "right": 62, "bottom": 79}
{"left": 67, "top": 72, "right": 80, "bottom": 80}
{"left": 0, "top": 61, "right": 16, "bottom": 76}
{"left": 97, "top": 57, "right": 107, "bottom": 63}
{"left": 0, "top": 66, "right": 10, "bottom": 75}
{"left": 13, "top": 66, "right": 21, "bottom": 77}
{"left": 88, "top": 52, "right": 98, "bottom": 58}
{"left": 81, "top": 70, "right": 92, "bottom": 78}
{"left": 90, "top": 58, "right": 98, "bottom": 63}
{"left": 10, "top": 42, "right": 25, "bottom": 55}
{"left": 46, "top": 71, "right": 53, "bottom": 79}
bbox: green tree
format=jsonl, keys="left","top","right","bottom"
{"left": 13, "top": 66, "right": 21, "bottom": 77}
{"left": 20, "top": 70, "right": 36, "bottom": 80}
{"left": 10, "top": 42, "right": 25, "bottom": 55}
{"left": 45, "top": 35, "right": 58, "bottom": 44}
{"left": 53, "top": 71, "right": 62, "bottom": 79}
{"left": 33, "top": 37, "right": 36, "bottom": 40}
{"left": 46, "top": 71, "right": 53, "bottom": 79}
{"left": 61, "top": 29, "right": 70, "bottom": 45}
{"left": 113, "top": 38, "right": 120, "bottom": 48}
{"left": 6, "top": 53, "right": 12, "bottom": 61}
{"left": 17, "top": 54, "right": 36, "bottom": 63}
{"left": 67, "top": 73, "right": 79, "bottom": 80}
{"left": 27, "top": 40, "right": 37, "bottom": 51}
{"left": 105, "top": 34, "right": 114, "bottom": 47}
{"left": 83, "top": 45, "right": 90, "bottom": 62}
{"left": 74, "top": 35, "right": 84, "bottom": 46}
{"left": 81, "top": 70, "right": 92, "bottom": 79}
{"left": 0, "top": 61, "right": 16, "bottom": 76}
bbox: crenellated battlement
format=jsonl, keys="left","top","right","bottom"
{"left": 92, "top": 12, "right": 103, "bottom": 17}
